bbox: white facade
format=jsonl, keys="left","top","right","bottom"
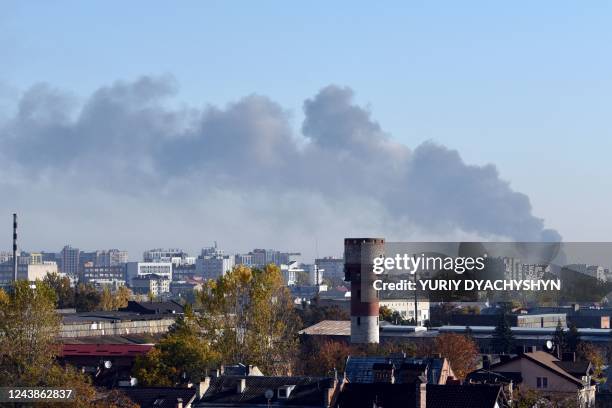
{"left": 196, "top": 255, "right": 234, "bottom": 280}
{"left": 126, "top": 262, "right": 173, "bottom": 282}
{"left": 280, "top": 261, "right": 304, "bottom": 286}
{"left": 379, "top": 299, "right": 430, "bottom": 323}
{"left": 0, "top": 261, "right": 58, "bottom": 288}
{"left": 143, "top": 248, "right": 192, "bottom": 265}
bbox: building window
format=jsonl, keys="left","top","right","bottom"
{"left": 357, "top": 317, "right": 361, "bottom": 326}
{"left": 536, "top": 377, "right": 548, "bottom": 389}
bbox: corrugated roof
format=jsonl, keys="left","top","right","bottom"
{"left": 299, "top": 320, "right": 350, "bottom": 336}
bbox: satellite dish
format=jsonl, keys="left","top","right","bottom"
{"left": 264, "top": 389, "right": 274, "bottom": 400}
{"left": 545, "top": 340, "right": 553, "bottom": 351}
{"left": 104, "top": 360, "right": 112, "bottom": 369}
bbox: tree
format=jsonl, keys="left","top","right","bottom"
{"left": 434, "top": 333, "right": 479, "bottom": 380}
{"left": 99, "top": 286, "right": 115, "bottom": 311}
{"left": 114, "top": 285, "right": 131, "bottom": 309}
{"left": 552, "top": 320, "right": 566, "bottom": 357}
{"left": 514, "top": 389, "right": 545, "bottom": 408}
{"left": 491, "top": 313, "right": 515, "bottom": 354}
{"left": 297, "top": 301, "right": 349, "bottom": 327}
{"left": 74, "top": 283, "right": 101, "bottom": 312}
{"left": 379, "top": 305, "right": 394, "bottom": 322}
{"left": 0, "top": 280, "right": 60, "bottom": 380}
{"left": 44, "top": 272, "right": 75, "bottom": 308}
{"left": 133, "top": 313, "right": 218, "bottom": 386}
{"left": 297, "top": 339, "right": 353, "bottom": 377}
{"left": 296, "top": 337, "right": 416, "bottom": 377}
{"left": 577, "top": 342, "right": 605, "bottom": 382}
{"left": 197, "top": 265, "right": 301, "bottom": 375}
{"left": 565, "top": 322, "right": 580, "bottom": 353}
{"left": 0, "top": 280, "right": 122, "bottom": 407}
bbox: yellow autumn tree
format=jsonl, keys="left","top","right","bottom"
{"left": 197, "top": 264, "right": 300, "bottom": 375}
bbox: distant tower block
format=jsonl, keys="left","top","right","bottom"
{"left": 344, "top": 238, "right": 384, "bottom": 344}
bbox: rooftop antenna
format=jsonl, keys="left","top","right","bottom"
{"left": 12, "top": 213, "right": 18, "bottom": 282}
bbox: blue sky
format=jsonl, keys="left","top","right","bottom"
{"left": 2, "top": 1, "right": 612, "bottom": 253}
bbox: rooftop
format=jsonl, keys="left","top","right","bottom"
{"left": 345, "top": 355, "right": 447, "bottom": 384}
{"left": 197, "top": 376, "right": 335, "bottom": 407}
{"left": 426, "top": 384, "right": 503, "bottom": 408}
{"left": 60, "top": 343, "right": 153, "bottom": 357}
{"left": 120, "top": 387, "right": 196, "bottom": 408}
{"left": 299, "top": 320, "right": 350, "bottom": 336}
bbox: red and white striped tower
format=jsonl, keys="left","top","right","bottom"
{"left": 344, "top": 238, "right": 384, "bottom": 344}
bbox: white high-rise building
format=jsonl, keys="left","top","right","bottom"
{"left": 126, "top": 262, "right": 173, "bottom": 282}
{"left": 196, "top": 255, "right": 234, "bottom": 280}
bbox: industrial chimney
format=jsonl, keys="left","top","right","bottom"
{"left": 12, "top": 213, "right": 18, "bottom": 282}
{"left": 344, "top": 238, "right": 384, "bottom": 344}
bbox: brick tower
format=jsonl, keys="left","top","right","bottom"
{"left": 344, "top": 238, "right": 384, "bottom": 344}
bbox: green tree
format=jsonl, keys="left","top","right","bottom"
{"left": 0, "top": 280, "right": 124, "bottom": 407}
{"left": 74, "top": 283, "right": 102, "bottom": 312}
{"left": 552, "top": 319, "right": 566, "bottom": 357}
{"left": 297, "top": 301, "right": 349, "bottom": 327}
{"left": 44, "top": 272, "right": 75, "bottom": 309}
{"left": 565, "top": 322, "right": 580, "bottom": 353}
{"left": 0, "top": 280, "right": 60, "bottom": 380}
{"left": 577, "top": 342, "right": 605, "bottom": 383}
{"left": 491, "top": 313, "right": 515, "bottom": 354}
{"left": 197, "top": 265, "right": 301, "bottom": 375}
{"left": 133, "top": 312, "right": 218, "bottom": 386}
{"left": 379, "top": 305, "right": 394, "bottom": 322}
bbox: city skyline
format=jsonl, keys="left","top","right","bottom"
{"left": 3, "top": 2, "right": 612, "bottom": 261}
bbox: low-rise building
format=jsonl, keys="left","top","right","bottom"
{"left": 489, "top": 351, "right": 595, "bottom": 407}
{"left": 0, "top": 259, "right": 58, "bottom": 288}
{"left": 379, "top": 298, "right": 430, "bottom": 324}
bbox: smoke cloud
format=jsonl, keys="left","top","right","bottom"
{"left": 0, "top": 76, "right": 559, "bottom": 259}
